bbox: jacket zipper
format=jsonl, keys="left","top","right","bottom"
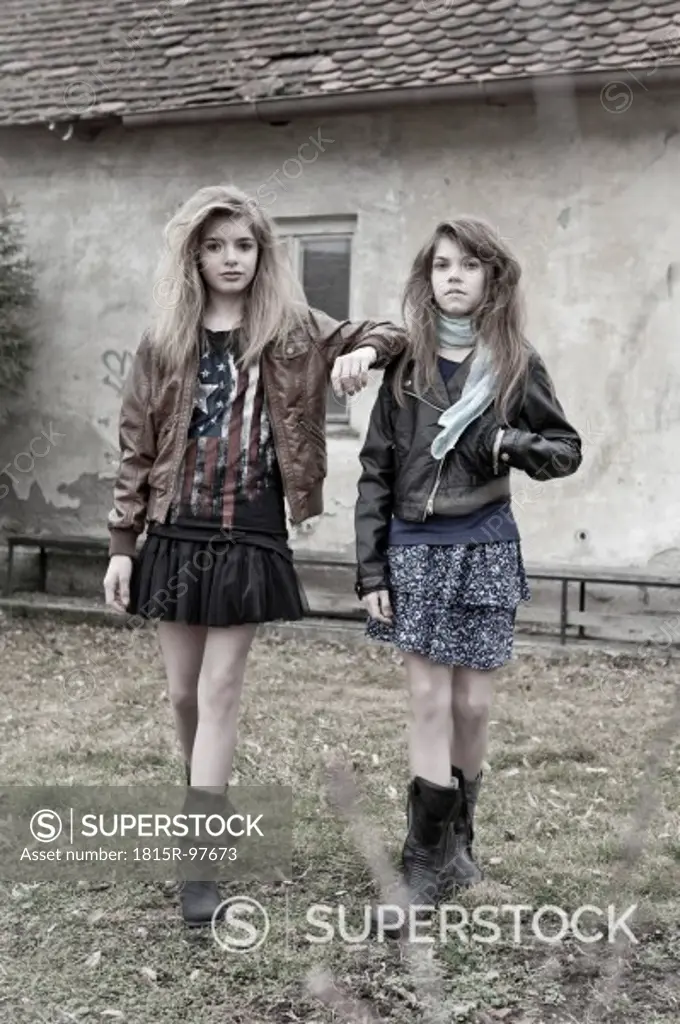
{"left": 299, "top": 417, "right": 325, "bottom": 446}
{"left": 404, "top": 389, "right": 446, "bottom": 413}
{"left": 402, "top": 387, "right": 448, "bottom": 519}
{"left": 161, "top": 360, "right": 195, "bottom": 520}
{"left": 424, "top": 459, "right": 445, "bottom": 519}
{"left": 260, "top": 358, "right": 303, "bottom": 525}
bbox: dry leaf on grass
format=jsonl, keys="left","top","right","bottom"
{"left": 85, "top": 950, "right": 101, "bottom": 969}
{"left": 307, "top": 967, "right": 384, "bottom": 1023}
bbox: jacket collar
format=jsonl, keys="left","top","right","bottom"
{"left": 404, "top": 350, "right": 475, "bottom": 412}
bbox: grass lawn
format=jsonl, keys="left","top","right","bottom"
{"left": 0, "top": 613, "right": 679, "bottom": 1024}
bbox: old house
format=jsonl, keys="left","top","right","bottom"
{"left": 1, "top": 1, "right": 679, "bottom": 575}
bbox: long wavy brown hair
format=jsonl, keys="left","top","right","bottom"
{"left": 393, "top": 217, "right": 535, "bottom": 421}
{"left": 148, "top": 184, "right": 307, "bottom": 373}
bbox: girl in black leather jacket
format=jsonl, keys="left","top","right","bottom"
{"left": 354, "top": 217, "right": 582, "bottom": 935}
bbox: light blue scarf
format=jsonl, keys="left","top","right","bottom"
{"left": 430, "top": 312, "right": 496, "bottom": 461}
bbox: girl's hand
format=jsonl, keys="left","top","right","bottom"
{"left": 331, "top": 345, "right": 377, "bottom": 397}
{"left": 362, "top": 589, "right": 393, "bottom": 624}
{"left": 103, "top": 555, "right": 133, "bottom": 613}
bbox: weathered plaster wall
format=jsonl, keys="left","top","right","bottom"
{"left": 1, "top": 86, "right": 679, "bottom": 570}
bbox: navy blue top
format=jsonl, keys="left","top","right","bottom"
{"left": 437, "top": 355, "right": 461, "bottom": 384}
{"left": 389, "top": 357, "right": 520, "bottom": 547}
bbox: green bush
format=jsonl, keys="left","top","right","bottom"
{"left": 0, "top": 199, "right": 36, "bottom": 420}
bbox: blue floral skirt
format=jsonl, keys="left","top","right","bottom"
{"left": 365, "top": 541, "right": 531, "bottom": 670}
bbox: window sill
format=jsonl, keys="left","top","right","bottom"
{"left": 325, "top": 421, "right": 360, "bottom": 439}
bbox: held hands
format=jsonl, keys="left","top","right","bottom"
{"left": 103, "top": 555, "right": 133, "bottom": 613}
{"left": 362, "top": 588, "right": 393, "bottom": 625}
{"left": 331, "top": 345, "right": 377, "bottom": 398}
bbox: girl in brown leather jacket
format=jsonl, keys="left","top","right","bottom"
{"left": 103, "top": 184, "right": 405, "bottom": 927}
{"left": 354, "top": 217, "right": 582, "bottom": 936}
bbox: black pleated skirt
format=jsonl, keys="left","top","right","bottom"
{"left": 127, "top": 527, "right": 308, "bottom": 628}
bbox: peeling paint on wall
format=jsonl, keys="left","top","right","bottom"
{"left": 0, "top": 410, "right": 119, "bottom": 534}
{"left": 0, "top": 471, "right": 115, "bottom": 536}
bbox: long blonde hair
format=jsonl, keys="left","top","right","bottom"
{"left": 394, "top": 217, "right": 533, "bottom": 421}
{"left": 149, "top": 184, "right": 307, "bottom": 372}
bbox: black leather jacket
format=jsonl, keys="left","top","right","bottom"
{"left": 354, "top": 347, "right": 582, "bottom": 597}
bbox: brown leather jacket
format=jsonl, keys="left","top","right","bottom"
{"left": 107, "top": 308, "right": 407, "bottom": 557}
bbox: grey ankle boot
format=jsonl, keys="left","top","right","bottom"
{"left": 439, "top": 767, "right": 484, "bottom": 890}
{"left": 179, "top": 879, "right": 222, "bottom": 928}
{"left": 178, "top": 786, "right": 227, "bottom": 927}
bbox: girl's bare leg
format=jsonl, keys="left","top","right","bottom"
{"left": 190, "top": 623, "right": 258, "bottom": 788}
{"left": 447, "top": 666, "right": 456, "bottom": 775}
{"left": 404, "top": 651, "right": 454, "bottom": 786}
{"left": 442, "top": 664, "right": 495, "bottom": 889}
{"left": 158, "top": 621, "right": 208, "bottom": 766}
{"left": 450, "top": 666, "right": 494, "bottom": 780}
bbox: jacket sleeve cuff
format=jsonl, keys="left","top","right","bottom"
{"left": 108, "top": 528, "right": 138, "bottom": 558}
{"left": 364, "top": 327, "right": 406, "bottom": 369}
{"left": 498, "top": 427, "right": 531, "bottom": 467}
{"left": 492, "top": 427, "right": 505, "bottom": 475}
{"left": 355, "top": 575, "right": 388, "bottom": 599}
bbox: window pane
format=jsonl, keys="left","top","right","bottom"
{"left": 301, "top": 236, "right": 352, "bottom": 420}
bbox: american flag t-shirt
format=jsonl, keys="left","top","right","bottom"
{"left": 169, "top": 329, "right": 286, "bottom": 534}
